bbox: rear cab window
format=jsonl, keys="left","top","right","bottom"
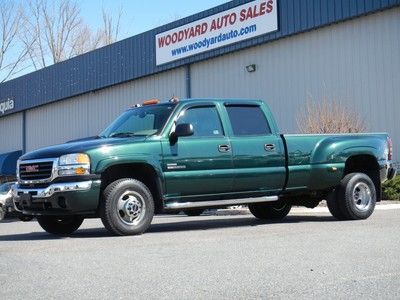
{"left": 225, "top": 105, "right": 271, "bottom": 136}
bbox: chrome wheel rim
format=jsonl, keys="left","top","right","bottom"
{"left": 117, "top": 191, "right": 145, "bottom": 226}
{"left": 352, "top": 182, "right": 372, "bottom": 211}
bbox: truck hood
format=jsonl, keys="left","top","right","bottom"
{"left": 20, "top": 137, "right": 148, "bottom": 161}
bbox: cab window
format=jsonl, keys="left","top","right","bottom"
{"left": 176, "top": 106, "right": 224, "bottom": 137}
{"left": 226, "top": 105, "right": 271, "bottom": 136}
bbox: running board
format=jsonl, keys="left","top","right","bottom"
{"left": 164, "top": 196, "right": 279, "bottom": 210}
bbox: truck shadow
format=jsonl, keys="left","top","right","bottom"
{"left": 148, "top": 215, "right": 339, "bottom": 233}
{"left": 0, "top": 215, "right": 340, "bottom": 241}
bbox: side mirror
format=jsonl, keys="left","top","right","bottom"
{"left": 175, "top": 123, "right": 194, "bottom": 137}
{"left": 170, "top": 123, "right": 194, "bottom": 144}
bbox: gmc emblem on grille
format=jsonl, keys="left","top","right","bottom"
{"left": 25, "top": 165, "right": 39, "bottom": 173}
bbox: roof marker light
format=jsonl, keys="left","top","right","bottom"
{"left": 169, "top": 96, "right": 179, "bottom": 103}
{"left": 143, "top": 99, "right": 160, "bottom": 105}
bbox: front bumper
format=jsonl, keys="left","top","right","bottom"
{"left": 12, "top": 180, "right": 101, "bottom": 216}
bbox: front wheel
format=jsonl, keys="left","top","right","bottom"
{"left": 100, "top": 178, "right": 154, "bottom": 236}
{"left": 248, "top": 200, "right": 291, "bottom": 220}
{"left": 37, "top": 216, "right": 84, "bottom": 235}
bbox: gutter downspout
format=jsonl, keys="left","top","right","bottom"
{"left": 185, "top": 64, "right": 191, "bottom": 98}
{"left": 22, "top": 111, "right": 26, "bottom": 154}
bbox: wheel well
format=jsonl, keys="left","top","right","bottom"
{"left": 344, "top": 155, "right": 381, "bottom": 201}
{"left": 100, "top": 163, "right": 164, "bottom": 213}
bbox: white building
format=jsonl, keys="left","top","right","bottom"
{"left": 0, "top": 0, "right": 399, "bottom": 179}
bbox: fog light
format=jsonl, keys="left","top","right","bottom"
{"left": 58, "top": 169, "right": 76, "bottom": 176}
{"left": 58, "top": 166, "right": 89, "bottom": 176}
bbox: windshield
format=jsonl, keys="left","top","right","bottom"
{"left": 100, "top": 103, "right": 176, "bottom": 138}
{"left": 0, "top": 183, "right": 12, "bottom": 194}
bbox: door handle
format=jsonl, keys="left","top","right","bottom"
{"left": 218, "top": 144, "right": 231, "bottom": 153}
{"left": 264, "top": 144, "right": 276, "bottom": 151}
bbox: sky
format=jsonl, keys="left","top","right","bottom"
{"left": 0, "top": 0, "right": 229, "bottom": 82}
{"left": 79, "top": 0, "right": 229, "bottom": 40}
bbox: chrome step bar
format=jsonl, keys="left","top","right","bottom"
{"left": 165, "top": 196, "right": 279, "bottom": 210}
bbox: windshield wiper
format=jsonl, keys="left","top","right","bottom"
{"left": 109, "top": 132, "right": 136, "bottom": 138}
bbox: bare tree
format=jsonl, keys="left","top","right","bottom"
{"left": 69, "top": 24, "right": 102, "bottom": 56}
{"left": 0, "top": 2, "right": 31, "bottom": 82}
{"left": 21, "top": 0, "right": 83, "bottom": 69}
{"left": 70, "top": 8, "right": 122, "bottom": 57}
{"left": 21, "top": 0, "right": 122, "bottom": 70}
{"left": 100, "top": 7, "right": 122, "bottom": 45}
{"left": 297, "top": 97, "right": 365, "bottom": 134}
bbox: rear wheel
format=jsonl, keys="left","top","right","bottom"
{"left": 37, "top": 215, "right": 84, "bottom": 235}
{"left": 100, "top": 178, "right": 154, "bottom": 236}
{"left": 328, "top": 172, "right": 376, "bottom": 220}
{"left": 249, "top": 200, "right": 291, "bottom": 220}
{"left": 183, "top": 209, "right": 205, "bottom": 216}
{"left": 327, "top": 190, "right": 347, "bottom": 220}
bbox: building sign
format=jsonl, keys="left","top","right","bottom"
{"left": 0, "top": 98, "right": 14, "bottom": 115}
{"left": 155, "top": 0, "right": 278, "bottom": 66}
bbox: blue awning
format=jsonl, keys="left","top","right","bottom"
{"left": 0, "top": 150, "right": 22, "bottom": 176}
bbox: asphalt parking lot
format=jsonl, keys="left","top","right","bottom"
{"left": 1, "top": 206, "right": 400, "bottom": 299}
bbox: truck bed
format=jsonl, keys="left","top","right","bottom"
{"left": 283, "top": 133, "right": 390, "bottom": 192}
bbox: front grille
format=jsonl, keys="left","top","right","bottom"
{"left": 19, "top": 161, "right": 54, "bottom": 181}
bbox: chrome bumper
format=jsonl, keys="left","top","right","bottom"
{"left": 12, "top": 180, "right": 95, "bottom": 199}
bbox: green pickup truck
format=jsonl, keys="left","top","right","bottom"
{"left": 12, "top": 99, "right": 396, "bottom": 236}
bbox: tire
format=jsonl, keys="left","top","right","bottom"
{"left": 183, "top": 209, "right": 205, "bottom": 216}
{"left": 37, "top": 215, "right": 84, "bottom": 235}
{"left": 18, "top": 215, "right": 34, "bottom": 222}
{"left": 248, "top": 200, "right": 291, "bottom": 220}
{"left": 100, "top": 178, "right": 154, "bottom": 236}
{"left": 330, "top": 172, "right": 376, "bottom": 220}
{"left": 327, "top": 190, "right": 347, "bottom": 220}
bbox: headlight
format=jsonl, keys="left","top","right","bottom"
{"left": 59, "top": 153, "right": 90, "bottom": 165}
{"left": 58, "top": 153, "right": 90, "bottom": 176}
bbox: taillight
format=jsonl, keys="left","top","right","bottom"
{"left": 387, "top": 137, "right": 393, "bottom": 161}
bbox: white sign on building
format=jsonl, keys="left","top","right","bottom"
{"left": 155, "top": 0, "right": 278, "bottom": 65}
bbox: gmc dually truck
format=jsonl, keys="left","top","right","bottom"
{"left": 12, "top": 99, "right": 396, "bottom": 236}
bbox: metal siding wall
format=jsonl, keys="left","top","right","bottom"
{"left": 191, "top": 7, "right": 400, "bottom": 160}
{"left": 0, "top": 0, "right": 399, "bottom": 117}
{"left": 0, "top": 113, "right": 23, "bottom": 153}
{"left": 25, "top": 68, "right": 186, "bottom": 151}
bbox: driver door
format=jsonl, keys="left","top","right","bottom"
{"left": 161, "top": 104, "right": 233, "bottom": 199}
